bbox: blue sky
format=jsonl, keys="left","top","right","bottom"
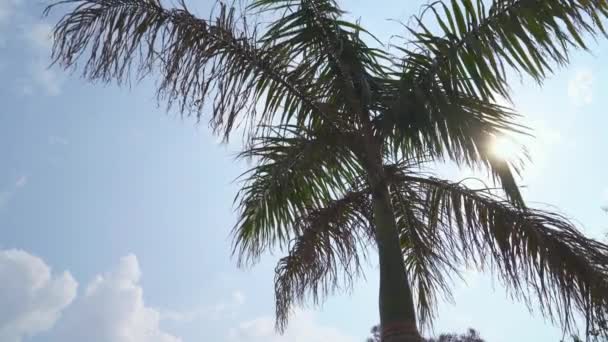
{"left": 0, "top": 0, "right": 607, "bottom": 341}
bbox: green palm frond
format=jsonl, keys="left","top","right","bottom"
{"left": 46, "top": 0, "right": 333, "bottom": 138}
{"left": 407, "top": 0, "right": 608, "bottom": 100}
{"left": 252, "top": 0, "right": 389, "bottom": 116}
{"left": 274, "top": 189, "right": 372, "bottom": 331}
{"left": 401, "top": 174, "right": 608, "bottom": 332}
{"left": 233, "top": 124, "right": 363, "bottom": 265}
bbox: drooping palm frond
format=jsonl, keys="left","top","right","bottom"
{"left": 274, "top": 188, "right": 372, "bottom": 331}
{"left": 46, "top": 0, "right": 336, "bottom": 138}
{"left": 390, "top": 180, "right": 462, "bottom": 327}
{"left": 398, "top": 174, "right": 608, "bottom": 332}
{"left": 233, "top": 124, "right": 363, "bottom": 265}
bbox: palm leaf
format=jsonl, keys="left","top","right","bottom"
{"left": 408, "top": 0, "right": 608, "bottom": 100}
{"left": 390, "top": 179, "right": 462, "bottom": 328}
{"left": 401, "top": 174, "right": 608, "bottom": 332}
{"left": 233, "top": 124, "right": 363, "bottom": 265}
{"left": 251, "top": 0, "right": 389, "bottom": 117}
{"left": 387, "top": 0, "right": 608, "bottom": 204}
{"left": 378, "top": 85, "right": 528, "bottom": 204}
{"left": 46, "top": 0, "right": 332, "bottom": 138}
{"left": 273, "top": 188, "right": 372, "bottom": 331}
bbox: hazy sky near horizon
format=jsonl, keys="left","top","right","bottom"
{"left": 0, "top": 0, "right": 607, "bottom": 341}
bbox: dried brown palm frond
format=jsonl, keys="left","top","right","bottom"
{"left": 46, "top": 0, "right": 335, "bottom": 139}
{"left": 274, "top": 188, "right": 372, "bottom": 331}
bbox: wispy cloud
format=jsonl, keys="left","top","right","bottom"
{"left": 27, "top": 60, "right": 63, "bottom": 96}
{"left": 160, "top": 290, "right": 246, "bottom": 324}
{"left": 568, "top": 68, "right": 594, "bottom": 106}
{"left": 15, "top": 175, "right": 27, "bottom": 188}
{"left": 0, "top": 191, "right": 12, "bottom": 208}
{"left": 229, "top": 310, "right": 356, "bottom": 342}
{"left": 0, "top": 175, "right": 28, "bottom": 208}
{"left": 25, "top": 21, "right": 52, "bottom": 50}
{"left": 49, "top": 135, "right": 69, "bottom": 146}
{"left": 520, "top": 120, "right": 562, "bottom": 181}
{"left": 14, "top": 11, "right": 64, "bottom": 96}
{"left": 602, "top": 188, "right": 608, "bottom": 209}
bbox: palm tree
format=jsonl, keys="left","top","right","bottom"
{"left": 46, "top": 1, "right": 608, "bottom": 341}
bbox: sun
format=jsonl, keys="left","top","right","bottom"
{"left": 491, "top": 135, "right": 521, "bottom": 161}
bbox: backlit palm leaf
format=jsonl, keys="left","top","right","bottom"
{"left": 47, "top": 0, "right": 332, "bottom": 138}
{"left": 400, "top": 174, "right": 608, "bottom": 332}
{"left": 46, "top": 0, "right": 608, "bottom": 339}
{"left": 234, "top": 124, "right": 363, "bottom": 265}
{"left": 409, "top": 0, "right": 608, "bottom": 100}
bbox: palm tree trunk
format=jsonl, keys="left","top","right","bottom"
{"left": 371, "top": 181, "right": 421, "bottom": 342}
{"left": 361, "top": 140, "right": 420, "bottom": 341}
{"left": 357, "top": 104, "right": 420, "bottom": 342}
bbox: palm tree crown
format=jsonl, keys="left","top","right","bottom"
{"left": 47, "top": 0, "right": 608, "bottom": 340}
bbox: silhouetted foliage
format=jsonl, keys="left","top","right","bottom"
{"left": 367, "top": 325, "right": 484, "bottom": 342}
{"left": 46, "top": 0, "right": 608, "bottom": 340}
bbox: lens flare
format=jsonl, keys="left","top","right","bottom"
{"left": 491, "top": 135, "right": 520, "bottom": 161}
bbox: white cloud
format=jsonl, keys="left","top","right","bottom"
{"left": 0, "top": 249, "right": 77, "bottom": 342}
{"left": 0, "top": 191, "right": 12, "bottom": 208}
{"left": 0, "top": 1, "right": 62, "bottom": 95}
{"left": 27, "top": 61, "right": 62, "bottom": 96}
{"left": 25, "top": 22, "right": 53, "bottom": 51}
{"left": 49, "top": 135, "right": 69, "bottom": 146}
{"left": 0, "top": 251, "right": 183, "bottom": 342}
{"left": 602, "top": 189, "right": 608, "bottom": 208}
{"left": 51, "top": 255, "right": 181, "bottom": 342}
{"left": 19, "top": 18, "right": 63, "bottom": 95}
{"left": 16, "top": 27, "right": 63, "bottom": 96}
{"left": 515, "top": 120, "right": 562, "bottom": 183}
{"left": 568, "top": 68, "right": 594, "bottom": 106}
{"left": 229, "top": 310, "right": 355, "bottom": 342}
{"left": 0, "top": 176, "right": 28, "bottom": 208}
{"left": 15, "top": 176, "right": 27, "bottom": 188}
{"left": 161, "top": 289, "right": 246, "bottom": 324}
{"left": 232, "top": 291, "right": 246, "bottom": 306}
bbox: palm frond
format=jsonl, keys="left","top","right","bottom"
{"left": 233, "top": 124, "right": 364, "bottom": 265}
{"left": 274, "top": 189, "right": 372, "bottom": 331}
{"left": 390, "top": 180, "right": 462, "bottom": 328}
{"left": 378, "top": 85, "right": 528, "bottom": 204}
{"left": 46, "top": 0, "right": 332, "bottom": 138}
{"left": 407, "top": 0, "right": 608, "bottom": 100}
{"left": 402, "top": 174, "right": 608, "bottom": 332}
{"left": 386, "top": 0, "right": 608, "bottom": 203}
{"left": 252, "top": 0, "right": 389, "bottom": 115}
